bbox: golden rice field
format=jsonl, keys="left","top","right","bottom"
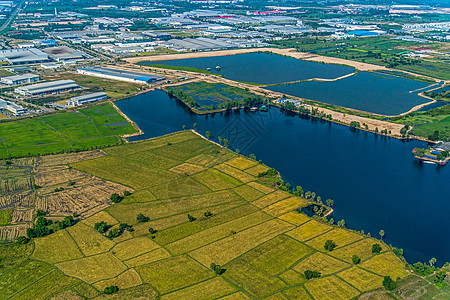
{"left": 0, "top": 130, "right": 415, "bottom": 299}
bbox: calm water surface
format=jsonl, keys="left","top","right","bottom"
{"left": 117, "top": 90, "right": 450, "bottom": 265}
{"left": 141, "top": 52, "right": 354, "bottom": 84}
{"left": 268, "top": 72, "right": 430, "bottom": 115}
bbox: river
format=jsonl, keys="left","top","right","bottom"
{"left": 117, "top": 89, "right": 450, "bottom": 266}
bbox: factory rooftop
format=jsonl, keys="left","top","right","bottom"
{"left": 0, "top": 48, "right": 49, "bottom": 65}
{"left": 43, "top": 46, "right": 89, "bottom": 62}
{"left": 77, "top": 66, "right": 165, "bottom": 84}
{"left": 15, "top": 80, "right": 80, "bottom": 96}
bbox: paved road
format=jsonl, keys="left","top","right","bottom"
{"left": 0, "top": 0, "right": 26, "bottom": 33}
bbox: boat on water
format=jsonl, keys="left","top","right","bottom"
{"left": 260, "top": 105, "right": 268, "bottom": 112}
{"left": 250, "top": 107, "right": 258, "bottom": 112}
{"left": 423, "top": 161, "right": 437, "bottom": 165}
{"left": 215, "top": 66, "right": 221, "bottom": 71}
{"left": 206, "top": 67, "right": 211, "bottom": 71}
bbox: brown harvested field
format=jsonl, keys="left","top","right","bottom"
{"left": 0, "top": 176, "right": 33, "bottom": 194}
{"left": 247, "top": 181, "right": 275, "bottom": 194}
{"left": 214, "top": 163, "right": 255, "bottom": 183}
{"left": 278, "top": 211, "right": 311, "bottom": 226}
{"left": 338, "top": 266, "right": 384, "bottom": 292}
{"left": 37, "top": 150, "right": 106, "bottom": 167}
{"left": 0, "top": 191, "right": 34, "bottom": 209}
{"left": 93, "top": 269, "right": 142, "bottom": 291}
{"left": 329, "top": 238, "right": 389, "bottom": 263}
{"left": 111, "top": 237, "right": 160, "bottom": 261}
{"left": 67, "top": 222, "right": 116, "bottom": 256}
{"left": 160, "top": 277, "right": 237, "bottom": 300}
{"left": 286, "top": 220, "right": 333, "bottom": 242}
{"left": 244, "top": 164, "right": 270, "bottom": 177}
{"left": 124, "top": 247, "right": 172, "bottom": 268}
{"left": 262, "top": 197, "right": 308, "bottom": 217}
{"left": 225, "top": 157, "right": 258, "bottom": 170}
{"left": 189, "top": 219, "right": 295, "bottom": 266}
{"left": 293, "top": 251, "right": 350, "bottom": 276}
{"left": 36, "top": 178, "right": 130, "bottom": 215}
{"left": 169, "top": 163, "right": 206, "bottom": 175}
{"left": 82, "top": 211, "right": 118, "bottom": 228}
{"left": 56, "top": 252, "right": 127, "bottom": 284}
{"left": 11, "top": 209, "right": 33, "bottom": 223}
{"left": 0, "top": 223, "right": 31, "bottom": 240}
{"left": 34, "top": 168, "right": 88, "bottom": 187}
{"left": 252, "top": 190, "right": 292, "bottom": 208}
{"left": 306, "top": 228, "right": 364, "bottom": 251}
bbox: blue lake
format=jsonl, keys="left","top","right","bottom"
{"left": 117, "top": 89, "right": 450, "bottom": 266}
{"left": 268, "top": 72, "right": 431, "bottom": 115}
{"left": 141, "top": 52, "right": 355, "bottom": 84}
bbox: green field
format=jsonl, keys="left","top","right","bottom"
{"left": 0, "top": 130, "right": 420, "bottom": 299}
{"left": 391, "top": 104, "right": 450, "bottom": 141}
{"left": 166, "top": 81, "right": 267, "bottom": 112}
{"left": 0, "top": 103, "right": 137, "bottom": 159}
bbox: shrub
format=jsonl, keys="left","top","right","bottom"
{"left": 119, "top": 223, "right": 134, "bottom": 232}
{"left": 107, "top": 228, "right": 121, "bottom": 239}
{"left": 352, "top": 254, "right": 361, "bottom": 265}
{"left": 124, "top": 191, "right": 132, "bottom": 196}
{"left": 94, "top": 221, "right": 108, "bottom": 234}
{"left": 187, "top": 214, "right": 196, "bottom": 222}
{"left": 204, "top": 211, "right": 213, "bottom": 218}
{"left": 58, "top": 216, "right": 76, "bottom": 229}
{"left": 372, "top": 243, "right": 382, "bottom": 254}
{"left": 104, "top": 285, "right": 119, "bottom": 294}
{"left": 324, "top": 240, "right": 337, "bottom": 251}
{"left": 16, "top": 236, "right": 29, "bottom": 244}
{"left": 148, "top": 227, "right": 157, "bottom": 234}
{"left": 110, "top": 193, "right": 123, "bottom": 203}
{"left": 304, "top": 270, "right": 321, "bottom": 280}
{"left": 137, "top": 213, "right": 150, "bottom": 223}
{"left": 35, "top": 216, "right": 52, "bottom": 228}
{"left": 210, "top": 262, "right": 225, "bottom": 275}
{"left": 382, "top": 276, "right": 396, "bottom": 291}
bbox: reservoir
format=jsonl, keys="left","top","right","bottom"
{"left": 267, "top": 72, "right": 431, "bottom": 115}
{"left": 140, "top": 52, "right": 355, "bottom": 84}
{"left": 141, "top": 52, "right": 432, "bottom": 115}
{"left": 117, "top": 89, "right": 450, "bottom": 265}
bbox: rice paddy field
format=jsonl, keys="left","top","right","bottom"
{"left": 0, "top": 130, "right": 423, "bottom": 299}
{"left": 0, "top": 103, "right": 137, "bottom": 159}
{"left": 165, "top": 81, "right": 264, "bottom": 109}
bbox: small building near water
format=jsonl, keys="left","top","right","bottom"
{"left": 68, "top": 92, "right": 108, "bottom": 106}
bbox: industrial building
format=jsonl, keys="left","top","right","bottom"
{"left": 1, "top": 73, "right": 39, "bottom": 85}
{"left": 164, "top": 37, "right": 235, "bottom": 51}
{"left": 43, "top": 46, "right": 88, "bottom": 62}
{"left": 0, "top": 48, "right": 49, "bottom": 65}
{"left": 15, "top": 80, "right": 81, "bottom": 96}
{"left": 0, "top": 99, "right": 27, "bottom": 116}
{"left": 77, "top": 67, "right": 164, "bottom": 84}
{"left": 68, "top": 92, "right": 108, "bottom": 106}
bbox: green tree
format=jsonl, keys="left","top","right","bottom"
{"left": 193, "top": 123, "right": 197, "bottom": 130}
{"left": 326, "top": 199, "right": 334, "bottom": 206}
{"left": 205, "top": 131, "right": 211, "bottom": 139}
{"left": 249, "top": 154, "right": 256, "bottom": 160}
{"left": 324, "top": 240, "right": 337, "bottom": 251}
{"left": 104, "top": 285, "right": 119, "bottom": 294}
{"left": 223, "top": 139, "right": 229, "bottom": 147}
{"left": 137, "top": 213, "right": 150, "bottom": 223}
{"left": 379, "top": 230, "right": 385, "bottom": 240}
{"left": 236, "top": 148, "right": 240, "bottom": 154}
{"left": 382, "top": 276, "right": 396, "bottom": 291}
{"left": 16, "top": 236, "right": 29, "bottom": 244}
{"left": 429, "top": 257, "right": 437, "bottom": 267}
{"left": 372, "top": 243, "right": 382, "bottom": 254}
{"left": 204, "top": 211, "right": 213, "bottom": 217}
{"left": 95, "top": 221, "right": 108, "bottom": 234}
{"left": 352, "top": 255, "right": 361, "bottom": 264}
{"left": 188, "top": 214, "right": 196, "bottom": 222}
{"left": 110, "top": 193, "right": 123, "bottom": 203}
{"left": 304, "top": 270, "right": 321, "bottom": 280}
{"left": 435, "top": 269, "right": 446, "bottom": 284}
{"left": 148, "top": 227, "right": 157, "bottom": 234}
{"left": 218, "top": 136, "right": 223, "bottom": 144}
{"left": 210, "top": 262, "right": 225, "bottom": 275}
{"left": 182, "top": 125, "right": 186, "bottom": 130}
